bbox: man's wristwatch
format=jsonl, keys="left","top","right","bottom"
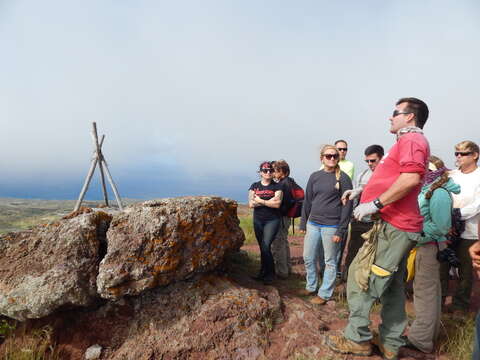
{"left": 373, "top": 198, "right": 384, "bottom": 209}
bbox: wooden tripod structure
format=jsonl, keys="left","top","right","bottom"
{"left": 74, "top": 122, "right": 124, "bottom": 211}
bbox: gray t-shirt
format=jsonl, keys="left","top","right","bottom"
{"left": 353, "top": 168, "right": 374, "bottom": 222}
{"left": 300, "top": 169, "right": 353, "bottom": 237}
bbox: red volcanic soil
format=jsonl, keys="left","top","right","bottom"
{"left": 242, "top": 233, "right": 479, "bottom": 360}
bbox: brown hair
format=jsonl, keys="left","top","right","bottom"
{"left": 425, "top": 155, "right": 449, "bottom": 200}
{"left": 320, "top": 145, "right": 341, "bottom": 190}
{"left": 455, "top": 140, "right": 480, "bottom": 162}
{"left": 272, "top": 159, "right": 290, "bottom": 176}
{"left": 396, "top": 97, "right": 429, "bottom": 129}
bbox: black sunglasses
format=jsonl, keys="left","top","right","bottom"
{"left": 261, "top": 168, "right": 274, "bottom": 173}
{"left": 323, "top": 154, "right": 339, "bottom": 160}
{"left": 337, "top": 148, "right": 348, "bottom": 151}
{"left": 392, "top": 110, "right": 412, "bottom": 117}
{"left": 455, "top": 151, "right": 473, "bottom": 157}
{"left": 365, "top": 159, "right": 377, "bottom": 164}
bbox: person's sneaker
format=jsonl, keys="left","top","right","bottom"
{"left": 326, "top": 333, "right": 372, "bottom": 356}
{"left": 371, "top": 332, "right": 399, "bottom": 360}
{"left": 298, "top": 288, "right": 316, "bottom": 296}
{"left": 310, "top": 296, "right": 327, "bottom": 305}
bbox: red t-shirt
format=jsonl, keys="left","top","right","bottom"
{"left": 360, "top": 133, "right": 430, "bottom": 232}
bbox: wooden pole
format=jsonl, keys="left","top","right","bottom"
{"left": 74, "top": 135, "right": 105, "bottom": 211}
{"left": 91, "top": 123, "right": 109, "bottom": 207}
{"left": 101, "top": 158, "right": 124, "bottom": 211}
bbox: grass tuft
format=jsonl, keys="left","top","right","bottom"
{"left": 0, "top": 324, "right": 61, "bottom": 360}
{"left": 437, "top": 313, "right": 475, "bottom": 360}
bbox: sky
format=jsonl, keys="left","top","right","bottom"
{"left": 1, "top": 1, "right": 480, "bottom": 202}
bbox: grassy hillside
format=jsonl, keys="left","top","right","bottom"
{"left": 1, "top": 199, "right": 247, "bottom": 235}
{"left": 0, "top": 198, "right": 136, "bottom": 235}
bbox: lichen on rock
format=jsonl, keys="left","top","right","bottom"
{"left": 97, "top": 196, "right": 245, "bottom": 300}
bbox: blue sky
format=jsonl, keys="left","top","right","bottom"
{"left": 1, "top": 1, "right": 480, "bottom": 202}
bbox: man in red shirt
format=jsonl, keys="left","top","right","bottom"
{"left": 328, "top": 98, "right": 430, "bottom": 360}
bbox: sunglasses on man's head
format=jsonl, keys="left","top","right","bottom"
{"left": 261, "top": 168, "right": 274, "bottom": 173}
{"left": 337, "top": 148, "right": 348, "bottom": 152}
{"left": 323, "top": 154, "right": 339, "bottom": 160}
{"left": 392, "top": 110, "right": 412, "bottom": 117}
{"left": 455, "top": 151, "right": 473, "bottom": 157}
{"left": 365, "top": 159, "right": 377, "bottom": 164}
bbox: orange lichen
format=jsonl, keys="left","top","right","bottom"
{"left": 153, "top": 257, "right": 180, "bottom": 273}
{"left": 62, "top": 207, "right": 93, "bottom": 219}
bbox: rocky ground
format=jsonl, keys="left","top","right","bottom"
{"left": 0, "top": 200, "right": 476, "bottom": 359}
{"left": 242, "top": 235, "right": 478, "bottom": 360}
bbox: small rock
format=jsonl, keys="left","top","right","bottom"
{"left": 85, "top": 344, "right": 102, "bottom": 359}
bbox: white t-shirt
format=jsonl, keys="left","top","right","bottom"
{"left": 450, "top": 167, "right": 480, "bottom": 240}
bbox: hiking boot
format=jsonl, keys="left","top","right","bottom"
{"left": 371, "top": 332, "right": 399, "bottom": 360}
{"left": 310, "top": 296, "right": 327, "bottom": 305}
{"left": 326, "top": 333, "right": 372, "bottom": 356}
{"left": 298, "top": 288, "right": 316, "bottom": 296}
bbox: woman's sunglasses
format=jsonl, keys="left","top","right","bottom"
{"left": 261, "top": 168, "right": 274, "bottom": 173}
{"left": 323, "top": 154, "right": 339, "bottom": 160}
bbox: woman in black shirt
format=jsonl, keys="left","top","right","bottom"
{"left": 249, "top": 161, "right": 283, "bottom": 284}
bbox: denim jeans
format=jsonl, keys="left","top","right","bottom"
{"left": 303, "top": 222, "right": 340, "bottom": 300}
{"left": 253, "top": 217, "right": 281, "bottom": 279}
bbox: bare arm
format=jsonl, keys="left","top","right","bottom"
{"left": 254, "top": 190, "right": 283, "bottom": 208}
{"left": 378, "top": 172, "right": 422, "bottom": 206}
{"left": 248, "top": 190, "right": 258, "bottom": 208}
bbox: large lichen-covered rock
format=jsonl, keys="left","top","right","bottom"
{"left": 0, "top": 211, "right": 112, "bottom": 321}
{"left": 97, "top": 196, "right": 244, "bottom": 300}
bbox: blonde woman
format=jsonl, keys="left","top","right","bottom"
{"left": 299, "top": 145, "right": 353, "bottom": 304}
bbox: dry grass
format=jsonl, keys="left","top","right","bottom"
{"left": 437, "top": 312, "right": 475, "bottom": 360}
{"left": 0, "top": 324, "right": 61, "bottom": 360}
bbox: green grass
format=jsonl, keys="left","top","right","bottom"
{"left": 238, "top": 215, "right": 303, "bottom": 245}
{"left": 0, "top": 198, "right": 139, "bottom": 235}
{"left": 239, "top": 216, "right": 256, "bottom": 245}
{"left": 225, "top": 249, "right": 261, "bottom": 276}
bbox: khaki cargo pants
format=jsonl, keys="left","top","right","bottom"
{"left": 272, "top": 216, "right": 292, "bottom": 278}
{"left": 344, "top": 221, "right": 419, "bottom": 353}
